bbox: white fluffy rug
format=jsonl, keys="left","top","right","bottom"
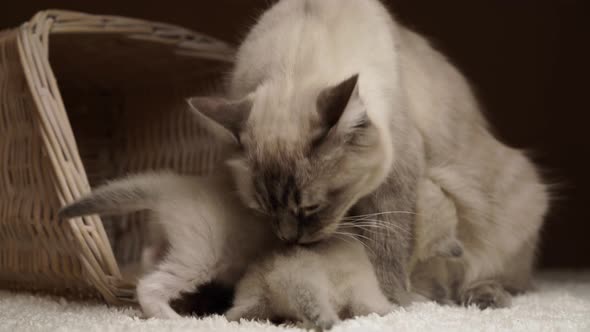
{"left": 1, "top": 272, "right": 589, "bottom": 332}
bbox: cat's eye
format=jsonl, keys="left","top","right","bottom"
{"left": 245, "top": 199, "right": 262, "bottom": 213}
{"left": 301, "top": 204, "right": 322, "bottom": 215}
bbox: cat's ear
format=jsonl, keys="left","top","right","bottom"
{"left": 316, "top": 74, "right": 368, "bottom": 137}
{"left": 187, "top": 96, "right": 252, "bottom": 139}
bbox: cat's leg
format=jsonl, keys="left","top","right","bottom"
{"left": 458, "top": 235, "right": 538, "bottom": 310}
{"left": 431, "top": 154, "right": 546, "bottom": 309}
{"left": 348, "top": 283, "right": 394, "bottom": 317}
{"left": 453, "top": 205, "right": 539, "bottom": 309}
{"left": 136, "top": 248, "right": 215, "bottom": 319}
{"left": 459, "top": 279, "right": 511, "bottom": 309}
{"left": 289, "top": 283, "right": 340, "bottom": 330}
{"left": 499, "top": 233, "right": 539, "bottom": 295}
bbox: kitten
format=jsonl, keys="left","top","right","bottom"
{"left": 409, "top": 177, "right": 464, "bottom": 304}
{"left": 226, "top": 236, "right": 392, "bottom": 330}
{"left": 225, "top": 178, "right": 464, "bottom": 329}
{"left": 187, "top": 0, "right": 548, "bottom": 308}
{"left": 411, "top": 177, "right": 464, "bottom": 269}
{"left": 59, "top": 171, "right": 277, "bottom": 319}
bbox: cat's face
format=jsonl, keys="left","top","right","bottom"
{"left": 189, "top": 75, "right": 388, "bottom": 244}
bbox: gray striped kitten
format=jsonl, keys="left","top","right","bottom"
{"left": 188, "top": 0, "right": 548, "bottom": 308}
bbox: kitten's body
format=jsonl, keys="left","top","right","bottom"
{"left": 227, "top": 187, "right": 466, "bottom": 329}
{"left": 59, "top": 172, "right": 276, "bottom": 318}
{"left": 227, "top": 237, "right": 392, "bottom": 329}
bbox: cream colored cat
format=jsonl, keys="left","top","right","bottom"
{"left": 187, "top": 0, "right": 548, "bottom": 308}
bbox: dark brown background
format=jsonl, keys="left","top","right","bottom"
{"left": 1, "top": 1, "right": 588, "bottom": 268}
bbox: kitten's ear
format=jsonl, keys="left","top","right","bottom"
{"left": 187, "top": 96, "right": 252, "bottom": 139}
{"left": 316, "top": 74, "right": 368, "bottom": 136}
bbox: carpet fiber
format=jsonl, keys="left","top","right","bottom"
{"left": 1, "top": 272, "right": 589, "bottom": 332}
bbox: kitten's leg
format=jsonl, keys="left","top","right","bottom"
{"left": 348, "top": 284, "right": 394, "bottom": 317}
{"left": 459, "top": 280, "right": 511, "bottom": 309}
{"left": 226, "top": 298, "right": 271, "bottom": 322}
{"left": 136, "top": 249, "right": 214, "bottom": 319}
{"left": 411, "top": 257, "right": 458, "bottom": 306}
{"left": 433, "top": 239, "right": 464, "bottom": 259}
{"left": 226, "top": 277, "right": 271, "bottom": 322}
{"left": 290, "top": 283, "right": 340, "bottom": 330}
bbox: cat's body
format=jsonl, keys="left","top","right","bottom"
{"left": 59, "top": 172, "right": 277, "bottom": 319}
{"left": 227, "top": 237, "right": 392, "bottom": 329}
{"left": 397, "top": 28, "right": 548, "bottom": 306}
{"left": 188, "top": 0, "right": 548, "bottom": 308}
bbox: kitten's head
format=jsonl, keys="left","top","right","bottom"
{"left": 189, "top": 75, "right": 390, "bottom": 244}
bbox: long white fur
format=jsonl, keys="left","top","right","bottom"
{"left": 60, "top": 172, "right": 276, "bottom": 319}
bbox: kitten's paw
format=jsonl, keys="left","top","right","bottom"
{"left": 225, "top": 302, "right": 269, "bottom": 322}
{"left": 350, "top": 302, "right": 394, "bottom": 317}
{"left": 137, "top": 286, "right": 182, "bottom": 319}
{"left": 306, "top": 315, "right": 340, "bottom": 331}
{"left": 225, "top": 307, "right": 243, "bottom": 322}
{"left": 460, "top": 281, "right": 512, "bottom": 309}
{"left": 408, "top": 292, "right": 430, "bottom": 304}
{"left": 375, "top": 304, "right": 396, "bottom": 316}
{"left": 301, "top": 310, "right": 340, "bottom": 331}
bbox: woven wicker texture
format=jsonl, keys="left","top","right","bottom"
{"left": 0, "top": 10, "right": 233, "bottom": 304}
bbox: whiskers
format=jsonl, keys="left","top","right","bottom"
{"left": 342, "top": 210, "right": 419, "bottom": 220}
{"left": 332, "top": 230, "right": 377, "bottom": 257}
{"left": 339, "top": 210, "right": 415, "bottom": 237}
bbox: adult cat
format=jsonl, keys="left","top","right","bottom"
{"left": 188, "top": 0, "right": 548, "bottom": 307}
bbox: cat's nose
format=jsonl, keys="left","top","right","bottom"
{"left": 277, "top": 216, "right": 302, "bottom": 244}
{"left": 283, "top": 235, "right": 300, "bottom": 245}
{"left": 277, "top": 226, "right": 302, "bottom": 244}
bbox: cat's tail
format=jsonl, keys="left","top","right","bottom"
{"left": 58, "top": 172, "right": 185, "bottom": 220}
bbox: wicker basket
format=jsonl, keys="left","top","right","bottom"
{"left": 0, "top": 10, "right": 234, "bottom": 304}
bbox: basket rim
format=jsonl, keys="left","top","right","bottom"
{"left": 27, "top": 9, "right": 235, "bottom": 63}
{"left": 11, "top": 9, "right": 235, "bottom": 304}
